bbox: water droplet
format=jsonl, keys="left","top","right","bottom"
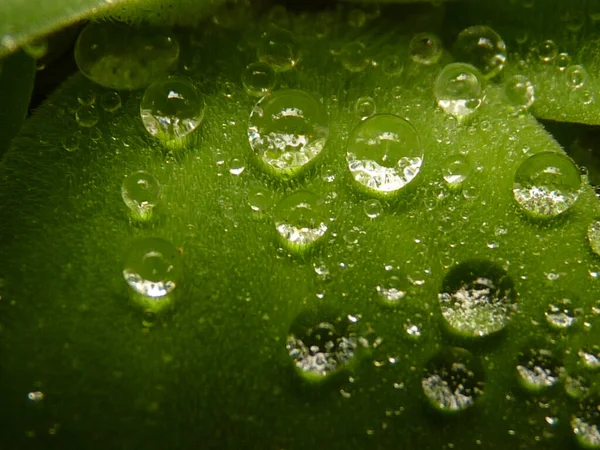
{"left": 439, "top": 260, "right": 516, "bottom": 337}
{"left": 313, "top": 258, "right": 331, "bottom": 281}
{"left": 242, "top": 62, "right": 277, "bottom": 97}
{"left": 504, "top": 75, "right": 535, "bottom": 110}
{"left": 566, "top": 64, "right": 588, "bottom": 89}
{"left": 247, "top": 185, "right": 273, "bottom": 215}
{"left": 61, "top": 135, "right": 80, "bottom": 152}
{"left": 27, "top": 391, "right": 44, "bottom": 402}
{"left": 354, "top": 96, "right": 376, "bottom": 120}
{"left": 248, "top": 89, "right": 329, "bottom": 175}
{"left": 513, "top": 152, "right": 581, "bottom": 217}
{"left": 556, "top": 52, "right": 571, "bottom": 71}
{"left": 409, "top": 32, "right": 443, "bottom": 65}
{"left": 75, "top": 104, "right": 99, "bottom": 128}
{"left": 339, "top": 41, "right": 369, "bottom": 72}
{"left": 565, "top": 375, "right": 590, "bottom": 399}
{"left": 100, "top": 91, "right": 121, "bottom": 112}
{"left": 122, "top": 238, "right": 181, "bottom": 304}
{"left": 274, "top": 191, "right": 328, "bottom": 250}
{"left": 258, "top": 27, "right": 299, "bottom": 72}
{"left": 579, "top": 349, "right": 600, "bottom": 370}
{"left": 538, "top": 40, "right": 558, "bottom": 63}
{"left": 588, "top": 220, "right": 600, "bottom": 256}
{"left": 77, "top": 89, "right": 97, "bottom": 105}
{"left": 287, "top": 310, "right": 358, "bottom": 380}
{"left": 75, "top": 22, "right": 179, "bottom": 90}
{"left": 422, "top": 347, "right": 485, "bottom": 412}
{"left": 140, "top": 76, "right": 205, "bottom": 141}
{"left": 545, "top": 293, "right": 576, "bottom": 329}
{"left": 435, "top": 63, "right": 485, "bottom": 119}
{"left": 23, "top": 38, "right": 48, "bottom": 59}
{"left": 376, "top": 264, "right": 409, "bottom": 304}
{"left": 453, "top": 26, "right": 506, "bottom": 78}
{"left": 571, "top": 397, "right": 600, "bottom": 448}
{"left": 363, "top": 199, "right": 383, "bottom": 219}
{"left": 516, "top": 348, "right": 563, "bottom": 392}
{"left": 121, "top": 171, "right": 160, "bottom": 220}
{"left": 442, "top": 154, "right": 471, "bottom": 188}
{"left": 381, "top": 55, "right": 404, "bottom": 76}
{"left": 346, "top": 114, "right": 423, "bottom": 194}
{"left": 228, "top": 158, "right": 245, "bottom": 176}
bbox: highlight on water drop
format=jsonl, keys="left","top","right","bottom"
{"left": 453, "top": 25, "right": 506, "bottom": 78}
{"left": 512, "top": 151, "right": 581, "bottom": 217}
{"left": 274, "top": 190, "right": 328, "bottom": 251}
{"left": 140, "top": 76, "right": 205, "bottom": 142}
{"left": 248, "top": 89, "right": 329, "bottom": 176}
{"left": 121, "top": 170, "right": 161, "bottom": 220}
{"left": 346, "top": 114, "right": 423, "bottom": 195}
{"left": 435, "top": 63, "right": 485, "bottom": 119}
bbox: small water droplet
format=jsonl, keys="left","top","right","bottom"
{"left": 453, "top": 26, "right": 506, "bottom": 78}
{"left": 121, "top": 171, "right": 160, "bottom": 220}
{"left": 339, "top": 41, "right": 369, "bottom": 72}
{"left": 422, "top": 347, "right": 485, "bottom": 412}
{"left": 579, "top": 348, "right": 600, "bottom": 370}
{"left": 27, "top": 391, "right": 44, "bottom": 402}
{"left": 247, "top": 185, "right": 274, "bottom": 215}
{"left": 439, "top": 260, "right": 516, "bottom": 337}
{"left": 100, "top": 91, "right": 121, "bottom": 112}
{"left": 513, "top": 152, "right": 581, "bottom": 217}
{"left": 538, "top": 40, "right": 558, "bottom": 63}
{"left": 75, "top": 104, "right": 99, "bottom": 127}
{"left": 516, "top": 348, "right": 563, "bottom": 392}
{"left": 61, "top": 134, "right": 80, "bottom": 152}
{"left": 504, "top": 74, "right": 535, "bottom": 110}
{"left": 442, "top": 154, "right": 471, "bottom": 188}
{"left": 566, "top": 64, "right": 588, "bottom": 89}
{"left": 249, "top": 89, "right": 329, "bottom": 175}
{"left": 376, "top": 264, "right": 409, "bottom": 304}
{"left": 140, "top": 76, "right": 205, "bottom": 141}
{"left": 363, "top": 199, "right": 383, "bottom": 219}
{"left": 346, "top": 114, "right": 423, "bottom": 194}
{"left": 435, "top": 63, "right": 485, "bottom": 119}
{"left": 588, "top": 220, "right": 600, "bottom": 256}
{"left": 77, "top": 89, "right": 97, "bottom": 105}
{"left": 571, "top": 397, "right": 600, "bottom": 448}
{"left": 556, "top": 52, "right": 571, "bottom": 71}
{"left": 409, "top": 32, "right": 443, "bottom": 65}
{"left": 381, "top": 55, "right": 404, "bottom": 76}
{"left": 23, "top": 38, "right": 48, "bottom": 59}
{"left": 354, "top": 96, "right": 376, "bottom": 120}
{"left": 228, "top": 158, "right": 245, "bottom": 176}
{"left": 274, "top": 191, "right": 328, "bottom": 250}
{"left": 545, "top": 293, "right": 576, "bottom": 329}
{"left": 242, "top": 62, "right": 277, "bottom": 97}
{"left": 258, "top": 27, "right": 299, "bottom": 72}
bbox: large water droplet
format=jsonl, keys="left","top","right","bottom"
{"left": 439, "top": 260, "right": 516, "bottom": 337}
{"left": 287, "top": 310, "right": 358, "bottom": 380}
{"left": 435, "top": 63, "right": 485, "bottom": 119}
{"left": 242, "top": 62, "right": 277, "bottom": 97}
{"left": 140, "top": 76, "right": 205, "bottom": 141}
{"left": 274, "top": 191, "right": 328, "bottom": 250}
{"left": 346, "top": 114, "right": 423, "bottom": 194}
{"left": 248, "top": 89, "right": 329, "bottom": 175}
{"left": 516, "top": 348, "right": 563, "bottom": 392}
{"left": 442, "top": 154, "right": 471, "bottom": 188}
{"left": 453, "top": 26, "right": 506, "bottom": 78}
{"left": 409, "top": 32, "right": 443, "bottom": 65}
{"left": 588, "top": 219, "right": 600, "bottom": 256}
{"left": 571, "top": 397, "right": 600, "bottom": 448}
{"left": 513, "top": 152, "right": 581, "bottom": 217}
{"left": 75, "top": 22, "right": 179, "bottom": 90}
{"left": 122, "top": 238, "right": 182, "bottom": 307}
{"left": 504, "top": 75, "right": 535, "bottom": 110}
{"left": 422, "top": 347, "right": 485, "bottom": 413}
{"left": 257, "top": 27, "right": 299, "bottom": 72}
{"left": 121, "top": 171, "right": 161, "bottom": 220}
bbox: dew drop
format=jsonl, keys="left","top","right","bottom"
{"left": 588, "top": 220, "right": 600, "bottom": 256}
{"left": 504, "top": 75, "right": 535, "bottom": 110}
{"left": 122, "top": 238, "right": 181, "bottom": 304}
{"left": 75, "top": 22, "right": 179, "bottom": 90}
{"left": 545, "top": 292, "right": 576, "bottom": 329}
{"left": 140, "top": 76, "right": 205, "bottom": 141}
{"left": 75, "top": 104, "right": 99, "bottom": 128}
{"left": 61, "top": 135, "right": 80, "bottom": 152}
{"left": 121, "top": 170, "right": 161, "bottom": 220}
{"left": 435, "top": 63, "right": 485, "bottom": 119}
{"left": 571, "top": 397, "right": 600, "bottom": 448}
{"left": 453, "top": 26, "right": 506, "bottom": 78}
{"left": 442, "top": 154, "right": 471, "bottom": 188}
{"left": 363, "top": 199, "right": 383, "bottom": 219}
{"left": 376, "top": 264, "right": 409, "bottom": 304}
{"left": 248, "top": 89, "right": 329, "bottom": 175}
{"left": 538, "top": 40, "right": 558, "bottom": 63}
{"left": 257, "top": 27, "right": 299, "bottom": 72}
{"left": 422, "top": 347, "right": 485, "bottom": 413}
{"left": 242, "top": 62, "right": 277, "bottom": 97}
{"left": 77, "top": 89, "right": 96, "bottom": 105}
{"left": 274, "top": 191, "right": 328, "bottom": 250}
{"left": 354, "top": 96, "right": 376, "bottom": 120}
{"left": 409, "top": 32, "right": 443, "bottom": 65}
{"left": 339, "top": 41, "right": 369, "bottom": 72}
{"left": 100, "top": 91, "right": 122, "bottom": 112}
{"left": 438, "top": 260, "right": 516, "bottom": 337}
{"left": 27, "top": 391, "right": 44, "bottom": 402}
{"left": 579, "top": 348, "right": 600, "bottom": 370}
{"left": 23, "top": 38, "right": 48, "bottom": 59}
{"left": 513, "top": 152, "right": 581, "bottom": 217}
{"left": 346, "top": 114, "right": 423, "bottom": 194}
{"left": 516, "top": 348, "right": 563, "bottom": 392}
{"left": 287, "top": 310, "right": 358, "bottom": 380}
{"left": 381, "top": 55, "right": 404, "bottom": 76}
{"left": 247, "top": 185, "right": 274, "bottom": 215}
{"left": 566, "top": 64, "right": 588, "bottom": 89}
{"left": 556, "top": 52, "right": 571, "bottom": 71}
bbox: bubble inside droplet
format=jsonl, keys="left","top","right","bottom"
{"left": 438, "top": 260, "right": 516, "bottom": 337}
{"left": 422, "top": 347, "right": 485, "bottom": 413}
{"left": 453, "top": 25, "right": 506, "bottom": 78}
{"left": 504, "top": 74, "right": 535, "bottom": 110}
{"left": 140, "top": 76, "right": 205, "bottom": 141}
{"left": 122, "top": 238, "right": 181, "bottom": 305}
{"left": 274, "top": 190, "right": 328, "bottom": 250}
{"left": 435, "top": 63, "right": 485, "bottom": 119}
{"left": 409, "top": 32, "right": 443, "bottom": 65}
{"left": 121, "top": 170, "right": 161, "bottom": 220}
{"left": 588, "top": 220, "right": 600, "bottom": 256}
{"left": 513, "top": 152, "right": 581, "bottom": 217}
{"left": 346, "top": 114, "right": 423, "bottom": 194}
{"left": 516, "top": 348, "right": 563, "bottom": 392}
{"left": 75, "top": 22, "right": 179, "bottom": 90}
{"left": 242, "top": 62, "right": 277, "bottom": 97}
{"left": 248, "top": 89, "right": 329, "bottom": 175}
{"left": 442, "top": 154, "right": 471, "bottom": 188}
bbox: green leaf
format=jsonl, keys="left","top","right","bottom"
{"left": 0, "top": 51, "right": 35, "bottom": 156}
{"left": 2, "top": 3, "right": 600, "bottom": 450}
